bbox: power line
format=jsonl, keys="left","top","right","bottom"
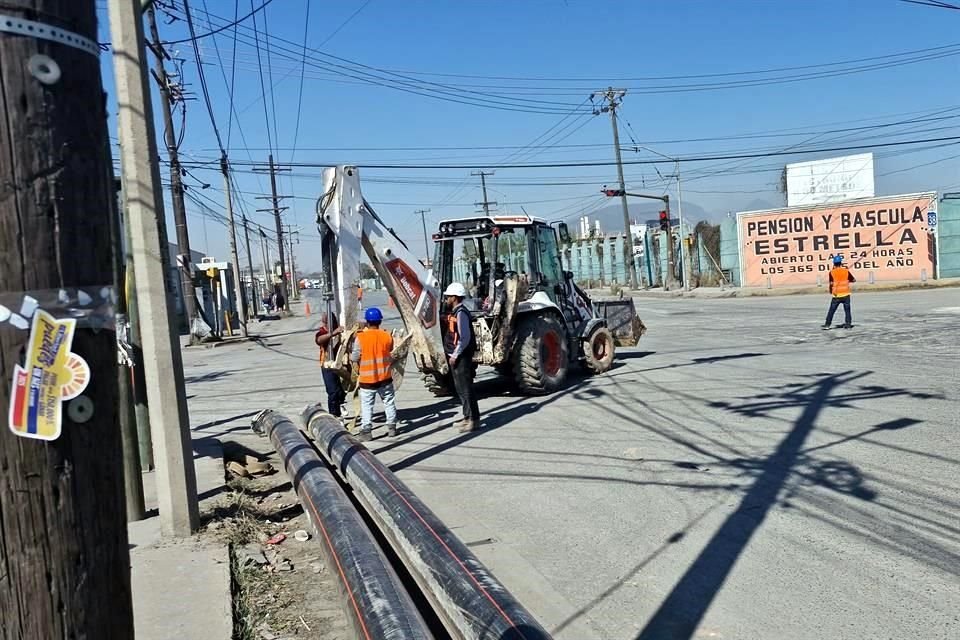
{"left": 248, "top": 0, "right": 275, "bottom": 156}
{"left": 175, "top": 134, "right": 960, "bottom": 170}
{"left": 260, "top": 2, "right": 282, "bottom": 155}
{"left": 162, "top": 0, "right": 277, "bottom": 45}
{"left": 289, "top": 0, "right": 312, "bottom": 165}
{"left": 182, "top": 0, "right": 225, "bottom": 154}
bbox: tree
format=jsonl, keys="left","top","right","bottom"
{"left": 359, "top": 263, "right": 377, "bottom": 280}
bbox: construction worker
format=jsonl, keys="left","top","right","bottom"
{"left": 443, "top": 283, "right": 480, "bottom": 433}
{"left": 314, "top": 313, "right": 345, "bottom": 417}
{"left": 823, "top": 255, "right": 856, "bottom": 329}
{"left": 350, "top": 307, "right": 397, "bottom": 441}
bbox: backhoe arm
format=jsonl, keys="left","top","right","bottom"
{"left": 316, "top": 166, "right": 449, "bottom": 377}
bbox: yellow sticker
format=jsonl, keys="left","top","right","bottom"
{"left": 8, "top": 310, "right": 90, "bottom": 441}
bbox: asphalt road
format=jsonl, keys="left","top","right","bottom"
{"left": 186, "top": 287, "right": 960, "bottom": 640}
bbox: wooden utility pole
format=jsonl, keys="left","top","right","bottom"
{"left": 110, "top": 0, "right": 200, "bottom": 537}
{"left": 284, "top": 224, "right": 300, "bottom": 300}
{"left": 0, "top": 1, "right": 134, "bottom": 636}
{"left": 261, "top": 156, "right": 289, "bottom": 307}
{"left": 472, "top": 171, "right": 497, "bottom": 215}
{"left": 242, "top": 215, "right": 259, "bottom": 316}
{"left": 220, "top": 156, "right": 248, "bottom": 336}
{"left": 596, "top": 88, "right": 638, "bottom": 289}
{"left": 146, "top": 7, "right": 199, "bottom": 339}
{"left": 415, "top": 208, "right": 431, "bottom": 263}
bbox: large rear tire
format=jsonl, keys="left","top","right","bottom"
{"left": 583, "top": 326, "right": 615, "bottom": 374}
{"left": 512, "top": 314, "right": 569, "bottom": 395}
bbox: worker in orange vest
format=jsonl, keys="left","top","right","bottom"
{"left": 350, "top": 307, "right": 397, "bottom": 441}
{"left": 823, "top": 255, "right": 856, "bottom": 329}
{"left": 443, "top": 282, "right": 480, "bottom": 433}
{"left": 314, "top": 312, "right": 345, "bottom": 417}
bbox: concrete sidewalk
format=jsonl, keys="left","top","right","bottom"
{"left": 129, "top": 435, "right": 232, "bottom": 640}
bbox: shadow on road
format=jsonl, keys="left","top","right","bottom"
{"left": 634, "top": 370, "right": 937, "bottom": 640}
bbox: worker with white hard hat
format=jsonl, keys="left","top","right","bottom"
{"left": 443, "top": 282, "right": 480, "bottom": 433}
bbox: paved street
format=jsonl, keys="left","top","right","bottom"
{"left": 184, "top": 287, "right": 960, "bottom": 640}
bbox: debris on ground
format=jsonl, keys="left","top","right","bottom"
{"left": 266, "top": 533, "right": 287, "bottom": 546}
{"left": 205, "top": 443, "right": 349, "bottom": 638}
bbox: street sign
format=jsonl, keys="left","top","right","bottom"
{"left": 928, "top": 211, "right": 938, "bottom": 228}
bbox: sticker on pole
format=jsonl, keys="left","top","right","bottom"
{"left": 8, "top": 310, "right": 90, "bottom": 441}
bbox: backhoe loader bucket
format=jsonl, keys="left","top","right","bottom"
{"left": 594, "top": 298, "right": 646, "bottom": 347}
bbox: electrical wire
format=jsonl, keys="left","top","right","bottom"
{"left": 174, "top": 134, "right": 960, "bottom": 170}
{"left": 248, "top": 0, "right": 275, "bottom": 156}
{"left": 162, "top": 0, "right": 277, "bottom": 45}
{"left": 182, "top": 0, "right": 226, "bottom": 154}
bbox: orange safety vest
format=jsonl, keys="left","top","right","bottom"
{"left": 356, "top": 328, "right": 393, "bottom": 385}
{"left": 831, "top": 267, "right": 851, "bottom": 297}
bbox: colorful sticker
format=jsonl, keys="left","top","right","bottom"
{"left": 8, "top": 310, "right": 90, "bottom": 441}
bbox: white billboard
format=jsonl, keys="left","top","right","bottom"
{"left": 786, "top": 153, "right": 875, "bottom": 207}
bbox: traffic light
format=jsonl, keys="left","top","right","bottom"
{"left": 601, "top": 187, "right": 624, "bottom": 197}
{"left": 659, "top": 210, "right": 669, "bottom": 231}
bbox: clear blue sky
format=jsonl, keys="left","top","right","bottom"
{"left": 97, "top": 0, "right": 960, "bottom": 272}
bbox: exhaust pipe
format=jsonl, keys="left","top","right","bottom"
{"left": 252, "top": 410, "right": 433, "bottom": 639}
{"left": 301, "top": 405, "right": 553, "bottom": 640}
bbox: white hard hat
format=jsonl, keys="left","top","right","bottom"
{"left": 443, "top": 282, "right": 468, "bottom": 297}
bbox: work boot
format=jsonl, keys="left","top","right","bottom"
{"left": 386, "top": 423, "right": 397, "bottom": 437}
{"left": 355, "top": 430, "right": 373, "bottom": 443}
{"left": 451, "top": 417, "right": 470, "bottom": 430}
{"left": 458, "top": 419, "right": 480, "bottom": 434}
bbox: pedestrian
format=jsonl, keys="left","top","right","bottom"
{"left": 823, "top": 255, "right": 856, "bottom": 329}
{"left": 443, "top": 282, "right": 480, "bottom": 433}
{"left": 315, "top": 312, "right": 346, "bottom": 417}
{"left": 350, "top": 307, "right": 397, "bottom": 441}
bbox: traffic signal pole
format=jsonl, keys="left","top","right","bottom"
{"left": 601, "top": 188, "right": 678, "bottom": 290}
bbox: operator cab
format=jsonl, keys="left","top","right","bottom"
{"left": 431, "top": 214, "right": 570, "bottom": 314}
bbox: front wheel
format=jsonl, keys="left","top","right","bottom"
{"left": 512, "top": 314, "right": 569, "bottom": 395}
{"left": 583, "top": 326, "right": 615, "bottom": 374}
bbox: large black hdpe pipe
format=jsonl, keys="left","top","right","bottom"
{"left": 252, "top": 410, "right": 433, "bottom": 640}
{"left": 301, "top": 405, "right": 553, "bottom": 640}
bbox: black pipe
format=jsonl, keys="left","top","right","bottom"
{"left": 301, "top": 405, "right": 553, "bottom": 640}
{"left": 252, "top": 410, "right": 433, "bottom": 640}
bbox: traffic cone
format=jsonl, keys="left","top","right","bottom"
{"left": 305, "top": 301, "right": 311, "bottom": 317}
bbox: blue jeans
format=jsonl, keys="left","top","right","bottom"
{"left": 359, "top": 382, "right": 397, "bottom": 433}
{"left": 321, "top": 369, "right": 345, "bottom": 417}
{"left": 825, "top": 296, "right": 852, "bottom": 327}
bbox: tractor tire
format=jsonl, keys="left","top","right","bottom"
{"left": 512, "top": 314, "right": 569, "bottom": 395}
{"left": 583, "top": 326, "right": 615, "bottom": 374}
{"left": 421, "top": 372, "right": 454, "bottom": 397}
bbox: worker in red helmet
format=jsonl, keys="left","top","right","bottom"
{"left": 350, "top": 307, "right": 397, "bottom": 441}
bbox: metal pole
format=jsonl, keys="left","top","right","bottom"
{"left": 242, "top": 215, "right": 259, "bottom": 316}
{"left": 221, "top": 155, "right": 248, "bottom": 336}
{"left": 606, "top": 91, "right": 638, "bottom": 289}
{"left": 268, "top": 155, "right": 289, "bottom": 308}
{"left": 260, "top": 230, "right": 271, "bottom": 304}
{"left": 112, "top": 0, "right": 199, "bottom": 536}
{"left": 676, "top": 161, "right": 690, "bottom": 291}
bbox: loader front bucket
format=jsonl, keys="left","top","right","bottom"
{"left": 594, "top": 298, "right": 646, "bottom": 347}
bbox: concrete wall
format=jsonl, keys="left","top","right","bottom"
{"left": 938, "top": 193, "right": 960, "bottom": 278}
{"left": 719, "top": 217, "right": 741, "bottom": 287}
